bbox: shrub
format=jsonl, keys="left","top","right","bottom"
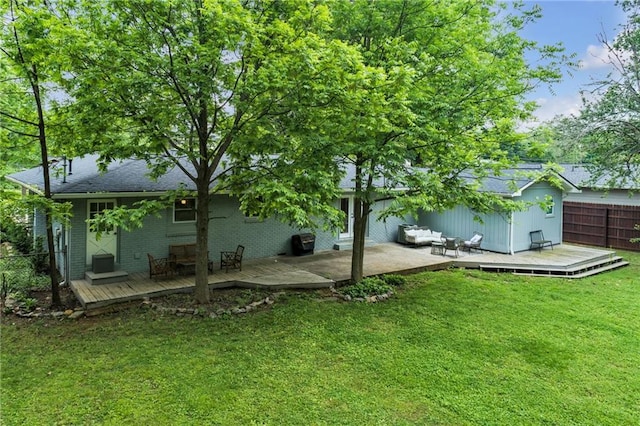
{"left": 341, "top": 277, "right": 393, "bottom": 299}
{"left": 0, "top": 256, "right": 49, "bottom": 297}
{"left": 30, "top": 236, "right": 49, "bottom": 275}
{"left": 381, "top": 274, "right": 406, "bottom": 287}
{"left": 0, "top": 216, "right": 32, "bottom": 255}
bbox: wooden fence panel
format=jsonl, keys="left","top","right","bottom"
{"left": 563, "top": 202, "right": 640, "bottom": 251}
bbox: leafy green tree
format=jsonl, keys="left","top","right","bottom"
{"left": 325, "top": 0, "right": 567, "bottom": 282}
{"left": 579, "top": 0, "right": 640, "bottom": 188}
{"left": 56, "top": 0, "right": 361, "bottom": 303}
{"left": 227, "top": 0, "right": 569, "bottom": 283}
{"left": 0, "top": 0, "right": 68, "bottom": 306}
{"left": 524, "top": 116, "right": 590, "bottom": 163}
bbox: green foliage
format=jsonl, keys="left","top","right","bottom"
{"left": 381, "top": 274, "right": 406, "bottom": 287}
{"left": 1, "top": 0, "right": 577, "bottom": 294}
{"left": 46, "top": 0, "right": 368, "bottom": 301}
{"left": 576, "top": 0, "right": 640, "bottom": 188}
{"left": 29, "top": 236, "right": 48, "bottom": 275}
{"left": 0, "top": 256, "right": 49, "bottom": 298}
{"left": 341, "top": 277, "right": 392, "bottom": 298}
{"left": 0, "top": 192, "right": 72, "bottom": 244}
{"left": 0, "top": 212, "right": 32, "bottom": 255}
{"left": 524, "top": 117, "right": 591, "bottom": 163}
{"left": 330, "top": 0, "right": 570, "bottom": 281}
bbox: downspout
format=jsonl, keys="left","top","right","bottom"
{"left": 62, "top": 224, "right": 70, "bottom": 286}
{"left": 509, "top": 211, "right": 515, "bottom": 255}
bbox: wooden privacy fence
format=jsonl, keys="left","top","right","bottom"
{"left": 563, "top": 202, "right": 640, "bottom": 251}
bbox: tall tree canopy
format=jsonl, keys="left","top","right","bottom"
{"left": 6, "top": 0, "right": 571, "bottom": 294}
{"left": 56, "top": 0, "right": 360, "bottom": 302}
{"left": 0, "top": 0, "right": 72, "bottom": 306}
{"left": 232, "top": 0, "right": 567, "bottom": 282}
{"left": 579, "top": 0, "right": 640, "bottom": 188}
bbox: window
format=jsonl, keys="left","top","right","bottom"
{"left": 242, "top": 195, "right": 264, "bottom": 220}
{"left": 174, "top": 198, "right": 196, "bottom": 222}
{"left": 545, "top": 199, "right": 554, "bottom": 217}
{"left": 89, "top": 201, "right": 115, "bottom": 233}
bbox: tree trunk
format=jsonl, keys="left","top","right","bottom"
{"left": 33, "top": 67, "right": 61, "bottom": 307}
{"left": 350, "top": 197, "right": 369, "bottom": 284}
{"left": 350, "top": 159, "right": 370, "bottom": 284}
{"left": 194, "top": 182, "right": 210, "bottom": 304}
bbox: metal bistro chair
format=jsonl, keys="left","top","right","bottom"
{"left": 530, "top": 230, "right": 553, "bottom": 251}
{"left": 442, "top": 237, "right": 463, "bottom": 258}
{"left": 147, "top": 253, "right": 175, "bottom": 279}
{"left": 220, "top": 245, "right": 244, "bottom": 272}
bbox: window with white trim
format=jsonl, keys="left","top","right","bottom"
{"left": 545, "top": 198, "right": 555, "bottom": 217}
{"left": 174, "top": 198, "right": 196, "bottom": 222}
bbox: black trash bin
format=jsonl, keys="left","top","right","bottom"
{"left": 292, "top": 233, "right": 315, "bottom": 256}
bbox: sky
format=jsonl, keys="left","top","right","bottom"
{"left": 518, "top": 1, "right": 628, "bottom": 128}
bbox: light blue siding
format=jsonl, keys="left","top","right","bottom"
{"left": 53, "top": 182, "right": 566, "bottom": 278}
{"left": 61, "top": 194, "right": 413, "bottom": 279}
{"left": 417, "top": 182, "right": 564, "bottom": 254}
{"left": 512, "top": 183, "right": 563, "bottom": 252}
{"left": 419, "top": 205, "right": 512, "bottom": 253}
{"left": 67, "top": 201, "right": 87, "bottom": 280}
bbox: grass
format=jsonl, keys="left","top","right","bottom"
{"left": 1, "top": 250, "right": 639, "bottom": 425}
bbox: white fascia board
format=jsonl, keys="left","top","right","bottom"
{"left": 519, "top": 172, "right": 582, "bottom": 194}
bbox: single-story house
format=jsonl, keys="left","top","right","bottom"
{"left": 6, "top": 157, "right": 580, "bottom": 281}
{"left": 6, "top": 155, "right": 414, "bottom": 281}
{"left": 559, "top": 164, "right": 640, "bottom": 251}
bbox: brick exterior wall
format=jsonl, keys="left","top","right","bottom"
{"left": 58, "top": 194, "right": 413, "bottom": 279}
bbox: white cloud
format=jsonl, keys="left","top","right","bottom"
{"left": 578, "top": 36, "right": 631, "bottom": 72}
{"left": 535, "top": 94, "right": 583, "bottom": 120}
{"left": 519, "top": 94, "right": 584, "bottom": 130}
{"left": 579, "top": 44, "right": 614, "bottom": 70}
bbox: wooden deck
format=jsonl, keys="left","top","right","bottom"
{"left": 70, "top": 243, "right": 628, "bottom": 312}
{"left": 454, "top": 244, "right": 628, "bottom": 278}
{"left": 71, "top": 258, "right": 335, "bottom": 311}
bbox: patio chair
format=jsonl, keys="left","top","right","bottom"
{"left": 442, "top": 237, "right": 462, "bottom": 258}
{"left": 530, "top": 230, "right": 553, "bottom": 251}
{"left": 147, "top": 253, "right": 175, "bottom": 279}
{"left": 220, "top": 245, "right": 244, "bottom": 272}
{"left": 462, "top": 232, "right": 483, "bottom": 253}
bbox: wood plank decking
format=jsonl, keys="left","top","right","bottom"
{"left": 70, "top": 259, "right": 331, "bottom": 311}
{"left": 70, "top": 243, "right": 627, "bottom": 312}
{"left": 454, "top": 244, "right": 628, "bottom": 278}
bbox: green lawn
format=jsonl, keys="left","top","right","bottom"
{"left": 2, "top": 251, "right": 639, "bottom": 425}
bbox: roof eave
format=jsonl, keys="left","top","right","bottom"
{"left": 51, "top": 191, "right": 170, "bottom": 200}
{"left": 4, "top": 175, "right": 44, "bottom": 196}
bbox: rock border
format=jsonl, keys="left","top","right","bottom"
{"left": 2, "top": 286, "right": 395, "bottom": 321}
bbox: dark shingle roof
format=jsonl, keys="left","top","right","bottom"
{"left": 6, "top": 154, "right": 198, "bottom": 196}
{"left": 558, "top": 163, "right": 639, "bottom": 190}
{"left": 460, "top": 163, "right": 579, "bottom": 196}
{"left": 7, "top": 156, "right": 579, "bottom": 198}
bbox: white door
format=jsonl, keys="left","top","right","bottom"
{"left": 86, "top": 199, "right": 118, "bottom": 264}
{"left": 339, "top": 197, "right": 354, "bottom": 239}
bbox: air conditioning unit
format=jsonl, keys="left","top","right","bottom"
{"left": 92, "top": 254, "right": 114, "bottom": 274}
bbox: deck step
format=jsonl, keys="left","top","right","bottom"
{"left": 333, "top": 239, "right": 377, "bottom": 251}
{"left": 85, "top": 270, "right": 129, "bottom": 285}
{"left": 562, "top": 261, "right": 629, "bottom": 279}
{"left": 480, "top": 256, "right": 628, "bottom": 278}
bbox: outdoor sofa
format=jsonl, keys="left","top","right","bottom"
{"left": 403, "top": 227, "right": 443, "bottom": 247}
